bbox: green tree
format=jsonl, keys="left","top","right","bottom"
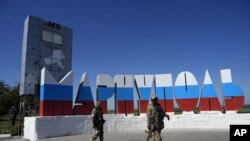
{"left": 0, "top": 81, "right": 20, "bottom": 117}
{"left": 0, "top": 80, "right": 10, "bottom": 115}
{"left": 9, "top": 84, "right": 20, "bottom": 125}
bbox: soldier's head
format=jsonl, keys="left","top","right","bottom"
{"left": 151, "top": 94, "right": 158, "bottom": 104}
{"left": 96, "top": 101, "right": 101, "bottom": 108}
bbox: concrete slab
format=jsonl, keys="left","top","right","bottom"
{"left": 8, "top": 129, "right": 229, "bottom": 141}
{"left": 0, "top": 134, "right": 11, "bottom": 138}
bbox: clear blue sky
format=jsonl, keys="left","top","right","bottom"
{"left": 0, "top": 0, "right": 249, "bottom": 104}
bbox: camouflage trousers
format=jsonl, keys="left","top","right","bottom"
{"left": 92, "top": 126, "right": 103, "bottom": 141}
{"left": 153, "top": 130, "right": 162, "bottom": 141}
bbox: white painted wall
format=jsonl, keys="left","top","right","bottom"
{"left": 24, "top": 114, "right": 250, "bottom": 141}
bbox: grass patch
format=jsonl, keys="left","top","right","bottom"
{"left": 107, "top": 110, "right": 116, "bottom": 114}
{"left": 237, "top": 105, "right": 250, "bottom": 114}
{"left": 134, "top": 110, "right": 140, "bottom": 116}
{"left": 174, "top": 108, "right": 183, "bottom": 115}
{"left": 0, "top": 114, "right": 19, "bottom": 135}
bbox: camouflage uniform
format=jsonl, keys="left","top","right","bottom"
{"left": 91, "top": 102, "right": 105, "bottom": 141}
{"left": 147, "top": 95, "right": 170, "bottom": 141}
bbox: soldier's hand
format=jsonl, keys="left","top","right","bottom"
{"left": 165, "top": 114, "right": 170, "bottom": 120}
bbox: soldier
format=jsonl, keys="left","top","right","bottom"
{"left": 146, "top": 94, "right": 170, "bottom": 141}
{"left": 91, "top": 101, "right": 105, "bottom": 141}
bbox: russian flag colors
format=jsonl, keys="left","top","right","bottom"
{"left": 39, "top": 68, "right": 245, "bottom": 116}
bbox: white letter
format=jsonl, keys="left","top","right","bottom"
{"left": 241, "top": 129, "right": 247, "bottom": 136}
{"left": 234, "top": 129, "right": 241, "bottom": 136}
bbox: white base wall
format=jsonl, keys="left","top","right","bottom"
{"left": 24, "top": 113, "right": 250, "bottom": 141}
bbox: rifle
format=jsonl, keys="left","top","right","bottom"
{"left": 145, "top": 129, "right": 153, "bottom": 141}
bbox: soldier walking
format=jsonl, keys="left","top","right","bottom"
{"left": 91, "top": 101, "right": 105, "bottom": 141}
{"left": 146, "top": 94, "right": 170, "bottom": 141}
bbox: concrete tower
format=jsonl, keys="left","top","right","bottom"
{"left": 20, "top": 15, "right": 72, "bottom": 96}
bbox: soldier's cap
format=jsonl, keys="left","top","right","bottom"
{"left": 151, "top": 94, "right": 158, "bottom": 101}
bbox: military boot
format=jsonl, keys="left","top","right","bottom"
{"left": 99, "top": 135, "right": 103, "bottom": 141}
{"left": 91, "top": 136, "right": 95, "bottom": 141}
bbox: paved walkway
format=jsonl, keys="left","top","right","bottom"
{"left": 1, "top": 129, "right": 229, "bottom": 141}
